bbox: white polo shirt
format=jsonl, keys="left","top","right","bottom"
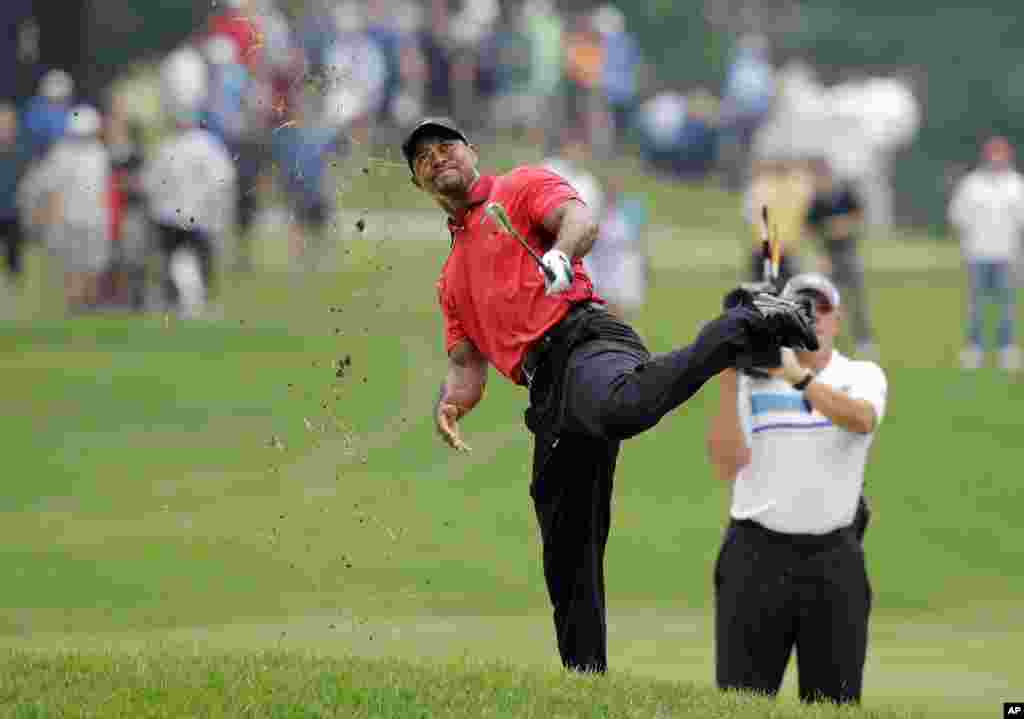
{"left": 732, "top": 350, "right": 887, "bottom": 535}
{"left": 948, "top": 168, "right": 1024, "bottom": 261}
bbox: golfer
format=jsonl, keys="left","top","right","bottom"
{"left": 706, "top": 272, "right": 886, "bottom": 704}
{"left": 403, "top": 118, "right": 816, "bottom": 674}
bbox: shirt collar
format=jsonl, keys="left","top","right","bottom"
{"left": 447, "top": 174, "right": 496, "bottom": 231}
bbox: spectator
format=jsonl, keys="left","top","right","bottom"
{"left": 483, "top": 1, "right": 533, "bottom": 133}
{"left": 826, "top": 74, "right": 919, "bottom": 230}
{"left": 269, "top": 100, "right": 346, "bottom": 270}
{"left": 366, "top": 0, "right": 403, "bottom": 124}
{"left": 637, "top": 88, "right": 687, "bottom": 177}
{"left": 21, "top": 105, "right": 111, "bottom": 314}
{"left": 322, "top": 1, "right": 387, "bottom": 144}
{"left": 586, "top": 177, "right": 648, "bottom": 320}
{"left": 390, "top": 1, "right": 429, "bottom": 128}
{"left": 720, "top": 34, "right": 775, "bottom": 189}
{"left": 160, "top": 43, "right": 208, "bottom": 120}
{"left": 948, "top": 136, "right": 1024, "bottom": 372}
{"left": 563, "top": 13, "right": 606, "bottom": 149}
{"left": 523, "top": 0, "right": 565, "bottom": 152}
{"left": 593, "top": 4, "right": 640, "bottom": 148}
{"left": 143, "top": 108, "right": 237, "bottom": 319}
{"left": 805, "top": 157, "right": 878, "bottom": 359}
{"left": 103, "top": 91, "right": 149, "bottom": 311}
{"left": 543, "top": 133, "right": 604, "bottom": 218}
{"left": 201, "top": 33, "right": 261, "bottom": 270}
{"left": 21, "top": 69, "right": 72, "bottom": 162}
{"left": 447, "top": 0, "right": 500, "bottom": 130}
{"left": 206, "top": 0, "right": 263, "bottom": 71}
{"left": 0, "top": 103, "right": 29, "bottom": 288}
{"left": 676, "top": 88, "right": 719, "bottom": 178}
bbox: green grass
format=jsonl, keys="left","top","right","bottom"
{"left": 0, "top": 650, "right": 923, "bottom": 718}
{"left": 0, "top": 162, "right": 1020, "bottom": 717}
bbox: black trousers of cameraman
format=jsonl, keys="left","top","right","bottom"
{"left": 526, "top": 304, "right": 761, "bottom": 672}
{"left": 714, "top": 519, "right": 872, "bottom": 704}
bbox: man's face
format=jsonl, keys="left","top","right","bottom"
{"left": 411, "top": 136, "right": 478, "bottom": 197}
{"left": 804, "top": 291, "right": 841, "bottom": 350}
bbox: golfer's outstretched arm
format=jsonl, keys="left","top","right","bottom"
{"left": 435, "top": 339, "right": 488, "bottom": 452}
{"left": 545, "top": 200, "right": 599, "bottom": 260}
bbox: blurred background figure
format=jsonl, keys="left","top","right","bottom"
{"left": 805, "top": 157, "right": 878, "bottom": 359}
{"left": 321, "top": 0, "right": 387, "bottom": 145}
{"left": 743, "top": 158, "right": 813, "bottom": 287}
{"left": 21, "top": 105, "right": 110, "bottom": 314}
{"left": 719, "top": 34, "right": 775, "bottom": 191}
{"left": 636, "top": 86, "right": 718, "bottom": 181}
{"left": 21, "top": 68, "right": 72, "bottom": 163}
{"left": 824, "top": 72, "right": 920, "bottom": 232}
{"left": 948, "top": 136, "right": 1024, "bottom": 371}
{"left": 159, "top": 42, "right": 208, "bottom": 122}
{"left": 143, "top": 108, "right": 236, "bottom": 319}
{"left": 592, "top": 3, "right": 639, "bottom": 153}
{"left": 102, "top": 90, "right": 149, "bottom": 312}
{"left": 543, "top": 131, "right": 604, "bottom": 218}
{"left": 0, "top": 103, "right": 29, "bottom": 292}
{"left": 205, "top": 0, "right": 264, "bottom": 71}
{"left": 636, "top": 87, "right": 686, "bottom": 179}
{"left": 269, "top": 99, "right": 346, "bottom": 270}
{"left": 586, "top": 176, "right": 648, "bottom": 320}
{"left": 522, "top": 0, "right": 564, "bottom": 153}
{"left": 482, "top": 0, "right": 533, "bottom": 135}
{"left": 201, "top": 33, "right": 261, "bottom": 272}
{"left": 447, "top": 0, "right": 499, "bottom": 132}
{"left": 563, "top": 12, "right": 606, "bottom": 152}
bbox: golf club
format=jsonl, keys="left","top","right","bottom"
{"left": 485, "top": 201, "right": 557, "bottom": 283}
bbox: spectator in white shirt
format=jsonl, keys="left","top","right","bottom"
{"left": 948, "top": 136, "right": 1024, "bottom": 371}
{"left": 142, "top": 111, "right": 236, "bottom": 318}
{"left": 20, "top": 105, "right": 111, "bottom": 314}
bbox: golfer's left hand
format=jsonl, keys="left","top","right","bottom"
{"left": 540, "top": 249, "right": 573, "bottom": 295}
{"left": 768, "top": 347, "right": 812, "bottom": 386}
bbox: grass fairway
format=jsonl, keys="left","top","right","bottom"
{"left": 0, "top": 170, "right": 1021, "bottom": 717}
{"left": 0, "top": 650, "right": 929, "bottom": 719}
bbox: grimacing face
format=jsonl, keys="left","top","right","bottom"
{"left": 410, "top": 137, "right": 479, "bottom": 197}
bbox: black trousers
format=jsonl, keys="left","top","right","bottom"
{"left": 714, "top": 520, "right": 872, "bottom": 704}
{"left": 155, "top": 224, "right": 214, "bottom": 306}
{"left": 528, "top": 307, "right": 756, "bottom": 673}
{"left": 0, "top": 218, "right": 23, "bottom": 279}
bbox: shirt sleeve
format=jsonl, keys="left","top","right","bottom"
{"left": 736, "top": 373, "right": 754, "bottom": 446}
{"left": 517, "top": 168, "right": 583, "bottom": 229}
{"left": 849, "top": 361, "right": 888, "bottom": 428}
{"left": 437, "top": 274, "right": 467, "bottom": 354}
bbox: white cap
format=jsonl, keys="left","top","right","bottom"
{"left": 40, "top": 69, "right": 73, "bottom": 101}
{"left": 66, "top": 105, "right": 102, "bottom": 137}
{"left": 782, "top": 272, "right": 841, "bottom": 309}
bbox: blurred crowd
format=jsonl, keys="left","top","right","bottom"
{"left": 5, "top": 0, "right": 1019, "bottom": 366}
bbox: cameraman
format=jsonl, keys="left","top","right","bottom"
{"left": 706, "top": 273, "right": 887, "bottom": 704}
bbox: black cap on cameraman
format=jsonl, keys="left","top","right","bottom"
{"left": 401, "top": 118, "right": 470, "bottom": 173}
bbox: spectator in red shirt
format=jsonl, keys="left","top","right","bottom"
{"left": 206, "top": 0, "right": 263, "bottom": 71}
{"left": 401, "top": 118, "right": 817, "bottom": 674}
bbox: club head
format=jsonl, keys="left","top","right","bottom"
{"left": 484, "top": 202, "right": 515, "bottom": 234}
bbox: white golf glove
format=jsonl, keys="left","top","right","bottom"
{"left": 539, "top": 249, "right": 573, "bottom": 295}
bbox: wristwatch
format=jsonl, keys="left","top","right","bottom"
{"left": 792, "top": 371, "right": 814, "bottom": 391}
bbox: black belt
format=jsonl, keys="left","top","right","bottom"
{"left": 521, "top": 302, "right": 602, "bottom": 388}
{"left": 731, "top": 518, "right": 852, "bottom": 549}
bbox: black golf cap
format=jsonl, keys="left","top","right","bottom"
{"left": 401, "top": 117, "right": 470, "bottom": 173}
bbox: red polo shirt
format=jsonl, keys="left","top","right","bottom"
{"left": 437, "top": 166, "right": 600, "bottom": 384}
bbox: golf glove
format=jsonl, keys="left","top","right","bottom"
{"left": 540, "top": 249, "right": 573, "bottom": 295}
